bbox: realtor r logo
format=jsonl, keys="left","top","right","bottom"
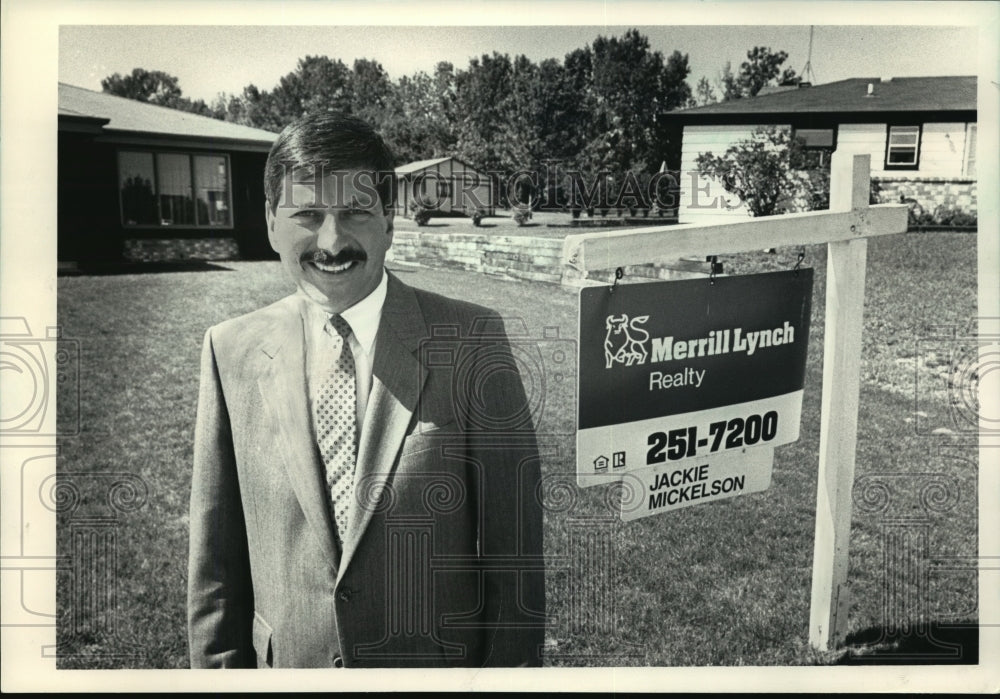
{"left": 603, "top": 314, "right": 650, "bottom": 368}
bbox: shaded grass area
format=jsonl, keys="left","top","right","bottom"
{"left": 56, "top": 232, "right": 978, "bottom": 667}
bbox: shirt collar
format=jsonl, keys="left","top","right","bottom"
{"left": 299, "top": 269, "right": 387, "bottom": 355}
{"left": 338, "top": 268, "right": 387, "bottom": 355}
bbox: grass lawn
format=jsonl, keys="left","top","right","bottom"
{"left": 56, "top": 231, "right": 979, "bottom": 668}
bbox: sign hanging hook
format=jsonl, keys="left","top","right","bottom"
{"left": 610, "top": 266, "right": 624, "bottom": 293}
{"left": 707, "top": 255, "right": 723, "bottom": 285}
{"left": 794, "top": 247, "right": 806, "bottom": 275}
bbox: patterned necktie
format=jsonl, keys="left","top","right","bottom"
{"left": 312, "top": 314, "right": 357, "bottom": 543}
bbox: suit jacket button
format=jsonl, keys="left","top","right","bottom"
{"left": 333, "top": 655, "right": 344, "bottom": 668}
{"left": 338, "top": 588, "right": 352, "bottom": 602}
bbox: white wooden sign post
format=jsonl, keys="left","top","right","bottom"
{"left": 561, "top": 152, "right": 908, "bottom": 650}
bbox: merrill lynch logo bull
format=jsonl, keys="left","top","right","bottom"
{"left": 604, "top": 314, "right": 650, "bottom": 368}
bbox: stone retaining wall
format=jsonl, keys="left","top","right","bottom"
{"left": 390, "top": 231, "right": 565, "bottom": 283}
{"left": 389, "top": 230, "right": 709, "bottom": 287}
{"left": 120, "top": 231, "right": 711, "bottom": 285}
{"left": 123, "top": 237, "right": 240, "bottom": 263}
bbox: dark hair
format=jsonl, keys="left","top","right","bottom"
{"left": 264, "top": 112, "right": 396, "bottom": 213}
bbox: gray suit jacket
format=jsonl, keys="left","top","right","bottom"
{"left": 188, "top": 272, "right": 545, "bottom": 668}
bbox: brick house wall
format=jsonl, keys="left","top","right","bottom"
{"left": 123, "top": 237, "right": 240, "bottom": 262}
{"left": 872, "top": 177, "right": 977, "bottom": 216}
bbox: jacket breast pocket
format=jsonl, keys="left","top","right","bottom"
{"left": 252, "top": 611, "right": 274, "bottom": 669}
{"left": 399, "top": 421, "right": 461, "bottom": 457}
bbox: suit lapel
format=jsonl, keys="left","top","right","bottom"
{"left": 338, "top": 273, "right": 428, "bottom": 580}
{"left": 256, "top": 295, "right": 341, "bottom": 570}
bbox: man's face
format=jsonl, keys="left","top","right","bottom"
{"left": 267, "top": 168, "right": 394, "bottom": 314}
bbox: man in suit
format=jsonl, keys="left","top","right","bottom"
{"left": 188, "top": 113, "right": 545, "bottom": 668}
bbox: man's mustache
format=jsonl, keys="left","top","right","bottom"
{"left": 304, "top": 248, "right": 367, "bottom": 266}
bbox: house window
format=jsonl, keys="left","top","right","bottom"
{"left": 794, "top": 127, "right": 836, "bottom": 149}
{"left": 118, "top": 151, "right": 232, "bottom": 228}
{"left": 963, "top": 123, "right": 977, "bottom": 177}
{"left": 884, "top": 125, "right": 921, "bottom": 169}
{"left": 792, "top": 127, "right": 837, "bottom": 168}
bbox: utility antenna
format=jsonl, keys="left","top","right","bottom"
{"left": 801, "top": 26, "right": 817, "bottom": 84}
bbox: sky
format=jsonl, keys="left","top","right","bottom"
{"left": 59, "top": 23, "right": 979, "bottom": 104}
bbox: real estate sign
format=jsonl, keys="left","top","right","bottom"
{"left": 577, "top": 269, "right": 814, "bottom": 517}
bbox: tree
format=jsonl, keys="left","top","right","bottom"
{"left": 659, "top": 49, "right": 695, "bottom": 112}
{"left": 275, "top": 55, "right": 353, "bottom": 121}
{"left": 497, "top": 55, "right": 544, "bottom": 173}
{"left": 695, "top": 126, "right": 820, "bottom": 217}
{"left": 692, "top": 76, "right": 717, "bottom": 106}
{"left": 438, "top": 32, "right": 694, "bottom": 208}
{"left": 350, "top": 58, "right": 394, "bottom": 126}
{"left": 223, "top": 56, "right": 355, "bottom": 132}
{"left": 716, "top": 47, "right": 799, "bottom": 101}
{"left": 102, "top": 68, "right": 217, "bottom": 117}
{"left": 739, "top": 46, "right": 799, "bottom": 97}
{"left": 233, "top": 84, "right": 279, "bottom": 130}
{"left": 378, "top": 64, "right": 456, "bottom": 163}
{"left": 716, "top": 61, "right": 741, "bottom": 101}
{"left": 210, "top": 92, "right": 248, "bottom": 124}
{"left": 200, "top": 29, "right": 696, "bottom": 180}
{"left": 555, "top": 30, "right": 692, "bottom": 188}
{"left": 524, "top": 57, "right": 592, "bottom": 165}
{"left": 452, "top": 52, "right": 517, "bottom": 173}
{"left": 102, "top": 68, "right": 183, "bottom": 104}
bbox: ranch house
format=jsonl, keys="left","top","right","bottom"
{"left": 660, "top": 76, "right": 977, "bottom": 225}
{"left": 58, "top": 83, "right": 279, "bottom": 266}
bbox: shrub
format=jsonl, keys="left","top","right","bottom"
{"left": 869, "top": 179, "right": 883, "bottom": 205}
{"left": 466, "top": 206, "right": 486, "bottom": 227}
{"left": 889, "top": 193, "right": 976, "bottom": 229}
{"left": 409, "top": 200, "right": 432, "bottom": 226}
{"left": 696, "top": 125, "right": 858, "bottom": 217}
{"left": 796, "top": 168, "right": 830, "bottom": 211}
{"left": 696, "top": 126, "right": 806, "bottom": 217}
{"left": 931, "top": 205, "right": 977, "bottom": 228}
{"left": 899, "top": 196, "right": 933, "bottom": 228}
{"left": 513, "top": 208, "right": 532, "bottom": 226}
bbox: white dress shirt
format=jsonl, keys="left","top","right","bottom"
{"left": 302, "top": 269, "right": 387, "bottom": 434}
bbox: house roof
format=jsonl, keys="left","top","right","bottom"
{"left": 663, "top": 76, "right": 977, "bottom": 121}
{"left": 395, "top": 156, "right": 454, "bottom": 175}
{"left": 58, "top": 82, "right": 278, "bottom": 147}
